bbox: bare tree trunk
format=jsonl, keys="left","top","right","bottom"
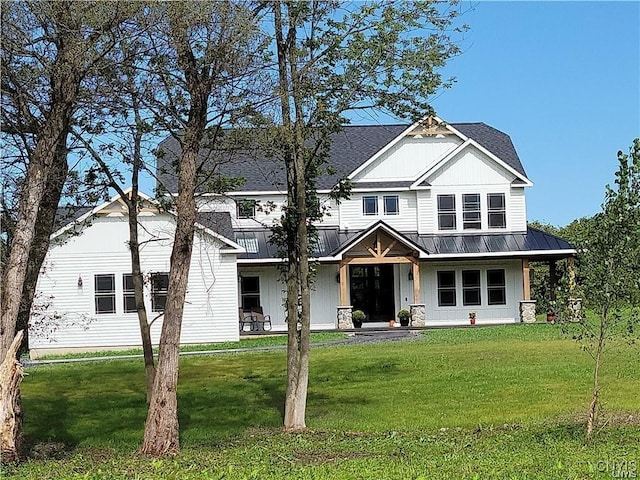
{"left": 0, "top": 331, "right": 25, "bottom": 464}
{"left": 16, "top": 141, "right": 69, "bottom": 357}
{"left": 586, "top": 311, "right": 606, "bottom": 440}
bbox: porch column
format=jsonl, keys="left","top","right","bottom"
{"left": 549, "top": 260, "right": 557, "bottom": 302}
{"left": 519, "top": 300, "right": 537, "bottom": 323}
{"left": 410, "top": 304, "right": 425, "bottom": 327}
{"left": 339, "top": 260, "right": 348, "bottom": 306}
{"left": 522, "top": 259, "right": 531, "bottom": 301}
{"left": 411, "top": 259, "right": 420, "bottom": 304}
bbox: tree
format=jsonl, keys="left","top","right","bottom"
{"left": 564, "top": 139, "right": 640, "bottom": 440}
{"left": 0, "top": 1, "right": 133, "bottom": 462}
{"left": 138, "top": 1, "right": 266, "bottom": 455}
{"left": 267, "top": 0, "right": 465, "bottom": 431}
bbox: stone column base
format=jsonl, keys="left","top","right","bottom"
{"left": 337, "top": 305, "right": 354, "bottom": 329}
{"left": 520, "top": 300, "right": 537, "bottom": 323}
{"left": 409, "top": 304, "right": 426, "bottom": 327}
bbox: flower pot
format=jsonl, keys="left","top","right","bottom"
{"left": 399, "top": 318, "right": 410, "bottom": 327}
{"left": 546, "top": 313, "right": 556, "bottom": 323}
{"left": 353, "top": 319, "right": 362, "bottom": 328}
{"left": 469, "top": 317, "right": 476, "bottom": 325}
{"left": 389, "top": 320, "right": 395, "bottom": 327}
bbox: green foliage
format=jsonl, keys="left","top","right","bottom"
{"left": 7, "top": 325, "right": 639, "bottom": 478}
{"left": 397, "top": 309, "right": 410, "bottom": 320}
{"left": 352, "top": 310, "right": 366, "bottom": 321}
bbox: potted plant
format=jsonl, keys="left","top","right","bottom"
{"left": 397, "top": 309, "right": 411, "bottom": 327}
{"left": 469, "top": 311, "right": 476, "bottom": 325}
{"left": 352, "top": 310, "right": 365, "bottom": 328}
{"left": 546, "top": 309, "right": 557, "bottom": 323}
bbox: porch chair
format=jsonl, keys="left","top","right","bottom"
{"left": 250, "top": 306, "right": 272, "bottom": 331}
{"left": 239, "top": 308, "right": 254, "bottom": 332}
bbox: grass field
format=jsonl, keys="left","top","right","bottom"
{"left": 4, "top": 324, "right": 639, "bottom": 479}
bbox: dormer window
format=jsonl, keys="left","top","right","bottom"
{"left": 437, "top": 194, "right": 456, "bottom": 230}
{"left": 237, "top": 199, "right": 256, "bottom": 219}
{"left": 362, "top": 196, "right": 378, "bottom": 216}
{"left": 488, "top": 193, "right": 506, "bottom": 229}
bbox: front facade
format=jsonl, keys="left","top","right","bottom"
{"left": 164, "top": 117, "right": 574, "bottom": 329}
{"left": 30, "top": 117, "right": 575, "bottom": 355}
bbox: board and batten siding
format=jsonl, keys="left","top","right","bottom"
{"left": 354, "top": 136, "right": 462, "bottom": 181}
{"left": 30, "top": 214, "right": 239, "bottom": 354}
{"left": 421, "top": 260, "right": 523, "bottom": 325}
{"left": 238, "top": 264, "right": 339, "bottom": 330}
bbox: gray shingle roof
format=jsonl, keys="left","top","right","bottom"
{"left": 157, "top": 122, "right": 526, "bottom": 194}
{"left": 196, "top": 212, "right": 234, "bottom": 240}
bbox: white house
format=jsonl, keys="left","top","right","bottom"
{"left": 30, "top": 117, "right": 575, "bottom": 355}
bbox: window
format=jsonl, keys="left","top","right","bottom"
{"left": 463, "top": 194, "right": 481, "bottom": 229}
{"left": 237, "top": 199, "right": 256, "bottom": 219}
{"left": 437, "top": 271, "right": 456, "bottom": 306}
{"left": 488, "top": 193, "right": 506, "bottom": 229}
{"left": 235, "top": 232, "right": 259, "bottom": 253}
{"left": 462, "top": 270, "right": 481, "bottom": 306}
{"left": 487, "top": 269, "right": 506, "bottom": 305}
{"left": 122, "top": 274, "right": 136, "bottom": 313}
{"left": 311, "top": 234, "right": 326, "bottom": 255}
{"left": 383, "top": 195, "right": 399, "bottom": 215}
{"left": 362, "top": 196, "right": 378, "bottom": 215}
{"left": 151, "top": 272, "right": 169, "bottom": 312}
{"left": 437, "top": 195, "right": 456, "bottom": 230}
{"left": 95, "top": 274, "right": 116, "bottom": 314}
{"left": 240, "top": 276, "right": 260, "bottom": 310}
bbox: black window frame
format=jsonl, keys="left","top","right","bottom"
{"left": 362, "top": 195, "right": 378, "bottom": 216}
{"left": 122, "top": 274, "right": 137, "bottom": 314}
{"left": 94, "top": 274, "right": 116, "bottom": 314}
{"left": 437, "top": 270, "right": 457, "bottom": 307}
{"left": 462, "top": 193, "right": 482, "bottom": 230}
{"left": 462, "top": 269, "right": 481, "bottom": 306}
{"left": 487, "top": 193, "right": 506, "bottom": 229}
{"left": 383, "top": 195, "right": 399, "bottom": 215}
{"left": 150, "top": 272, "right": 169, "bottom": 312}
{"left": 487, "top": 269, "right": 507, "bottom": 305}
{"left": 437, "top": 194, "right": 456, "bottom": 231}
{"left": 240, "top": 275, "right": 261, "bottom": 310}
{"left": 237, "top": 199, "right": 256, "bottom": 219}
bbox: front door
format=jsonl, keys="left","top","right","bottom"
{"left": 349, "top": 265, "right": 395, "bottom": 322}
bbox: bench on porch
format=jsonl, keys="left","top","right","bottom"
{"left": 239, "top": 307, "right": 272, "bottom": 332}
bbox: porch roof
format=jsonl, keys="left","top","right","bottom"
{"left": 235, "top": 225, "right": 575, "bottom": 262}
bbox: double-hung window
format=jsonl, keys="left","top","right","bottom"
{"left": 487, "top": 269, "right": 506, "bottom": 305}
{"left": 122, "top": 274, "right": 137, "bottom": 313}
{"left": 463, "top": 194, "right": 481, "bottom": 229}
{"left": 362, "top": 196, "right": 378, "bottom": 216}
{"left": 237, "top": 199, "right": 256, "bottom": 219}
{"left": 437, "top": 195, "right": 456, "bottom": 230}
{"left": 151, "top": 272, "right": 169, "bottom": 312}
{"left": 487, "top": 193, "right": 506, "bottom": 229}
{"left": 95, "top": 274, "right": 116, "bottom": 314}
{"left": 462, "top": 270, "right": 481, "bottom": 306}
{"left": 383, "top": 195, "right": 399, "bottom": 215}
{"left": 437, "top": 271, "right": 456, "bottom": 306}
{"left": 240, "top": 276, "right": 260, "bottom": 310}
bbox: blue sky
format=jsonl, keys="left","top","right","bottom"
{"left": 427, "top": 1, "right": 639, "bottom": 226}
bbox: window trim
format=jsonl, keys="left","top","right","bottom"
{"left": 487, "top": 268, "right": 507, "bottom": 305}
{"left": 462, "top": 269, "right": 481, "bottom": 306}
{"left": 362, "top": 195, "right": 378, "bottom": 216}
{"left": 462, "top": 193, "right": 481, "bottom": 230}
{"left": 383, "top": 195, "right": 399, "bottom": 215}
{"left": 122, "top": 274, "right": 137, "bottom": 314}
{"left": 240, "top": 275, "right": 261, "bottom": 310}
{"left": 237, "top": 199, "right": 256, "bottom": 219}
{"left": 94, "top": 274, "right": 116, "bottom": 314}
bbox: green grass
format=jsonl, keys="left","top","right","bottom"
{"left": 36, "top": 332, "right": 348, "bottom": 360}
{"left": 5, "top": 324, "right": 639, "bottom": 479}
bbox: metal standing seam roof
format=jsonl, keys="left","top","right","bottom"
{"left": 235, "top": 226, "right": 574, "bottom": 261}
{"left": 156, "top": 122, "right": 527, "bottom": 194}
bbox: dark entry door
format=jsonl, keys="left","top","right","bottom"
{"left": 349, "top": 265, "right": 395, "bottom": 322}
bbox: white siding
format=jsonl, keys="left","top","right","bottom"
{"left": 339, "top": 191, "right": 417, "bottom": 231}
{"left": 31, "top": 214, "right": 239, "bottom": 353}
{"left": 421, "top": 260, "right": 522, "bottom": 325}
{"left": 198, "top": 194, "right": 287, "bottom": 228}
{"left": 355, "top": 136, "right": 462, "bottom": 181}
{"left": 510, "top": 187, "right": 527, "bottom": 232}
{"left": 416, "top": 190, "right": 434, "bottom": 235}
{"left": 428, "top": 146, "right": 516, "bottom": 186}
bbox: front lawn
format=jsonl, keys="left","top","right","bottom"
{"left": 5, "top": 324, "right": 639, "bottom": 479}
